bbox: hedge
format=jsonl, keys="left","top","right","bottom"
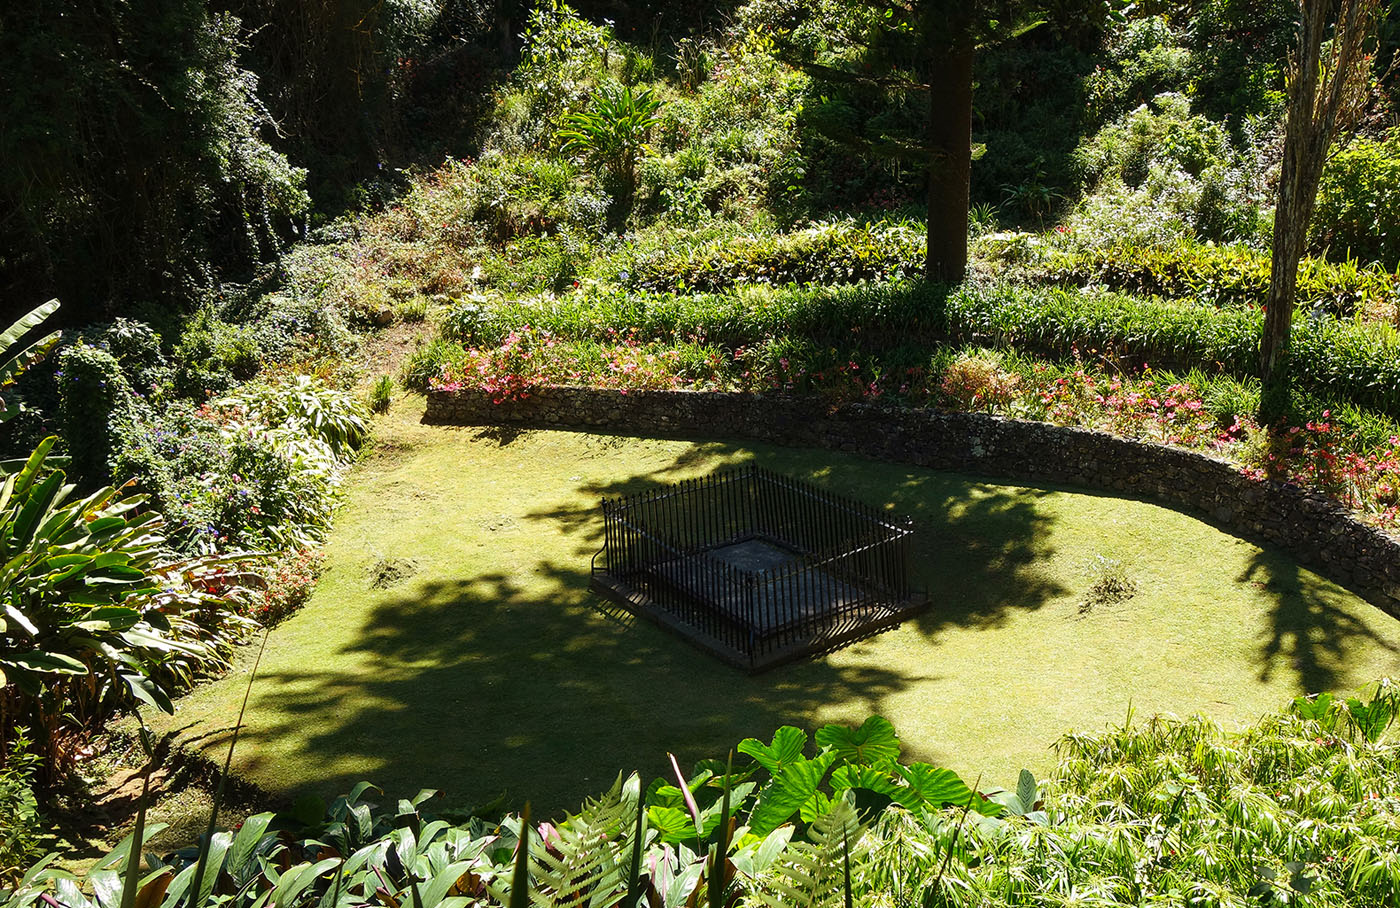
{"left": 445, "top": 281, "right": 1400, "bottom": 419}
{"left": 629, "top": 220, "right": 926, "bottom": 292}
{"left": 1037, "top": 242, "right": 1400, "bottom": 317}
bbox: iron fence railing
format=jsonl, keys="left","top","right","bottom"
{"left": 591, "top": 466, "right": 923, "bottom": 670}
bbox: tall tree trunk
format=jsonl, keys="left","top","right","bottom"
{"left": 925, "top": 44, "right": 974, "bottom": 284}
{"left": 1260, "top": 72, "right": 1319, "bottom": 426}
{"left": 1259, "top": 0, "right": 1380, "bottom": 426}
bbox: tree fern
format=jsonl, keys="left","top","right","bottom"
{"left": 744, "top": 797, "right": 865, "bottom": 908}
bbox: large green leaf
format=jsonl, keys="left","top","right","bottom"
{"left": 815, "top": 716, "right": 900, "bottom": 768}
{"left": 75, "top": 606, "right": 142, "bottom": 633}
{"left": 0, "top": 299, "right": 59, "bottom": 351}
{"left": 4, "top": 651, "right": 89, "bottom": 675}
{"left": 829, "top": 764, "right": 900, "bottom": 797}
{"left": 737, "top": 726, "right": 808, "bottom": 776}
{"left": 7, "top": 436, "right": 54, "bottom": 501}
{"left": 122, "top": 673, "right": 174, "bottom": 714}
{"left": 893, "top": 764, "right": 1002, "bottom": 817}
{"left": 0, "top": 299, "right": 61, "bottom": 413}
{"left": 747, "top": 752, "right": 837, "bottom": 836}
{"left": 646, "top": 805, "right": 698, "bottom": 844}
{"left": 13, "top": 471, "right": 66, "bottom": 544}
{"left": 5, "top": 603, "right": 39, "bottom": 636}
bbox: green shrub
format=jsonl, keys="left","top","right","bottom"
{"left": 394, "top": 296, "right": 429, "bottom": 324}
{"left": 112, "top": 393, "right": 348, "bottom": 554}
{"left": 440, "top": 296, "right": 503, "bottom": 345}
{"left": 171, "top": 308, "right": 262, "bottom": 399}
{"left": 649, "top": 37, "right": 807, "bottom": 217}
{"left": 218, "top": 376, "right": 368, "bottom": 458}
{"left": 1076, "top": 92, "right": 1232, "bottom": 188}
{"left": 400, "top": 338, "right": 470, "bottom": 393}
{"left": 941, "top": 283, "right": 1400, "bottom": 419}
{"left": 451, "top": 153, "right": 605, "bottom": 243}
{"left": 1185, "top": 0, "right": 1294, "bottom": 123}
{"left": 1037, "top": 241, "right": 1399, "bottom": 317}
{"left": 490, "top": 3, "right": 617, "bottom": 157}
{"left": 631, "top": 220, "right": 925, "bottom": 291}
{"left": 480, "top": 231, "right": 592, "bottom": 293}
{"left": 0, "top": 735, "right": 41, "bottom": 875}
{"left": 55, "top": 342, "right": 132, "bottom": 485}
{"left": 111, "top": 401, "right": 229, "bottom": 551}
{"left": 1312, "top": 130, "right": 1400, "bottom": 270}
{"left": 9, "top": 684, "right": 1400, "bottom": 908}
{"left": 1082, "top": 15, "right": 1193, "bottom": 122}
{"left": 0, "top": 4, "right": 309, "bottom": 324}
{"left": 368, "top": 375, "right": 393, "bottom": 414}
{"left": 0, "top": 438, "right": 254, "bottom": 784}
{"left": 98, "top": 318, "right": 166, "bottom": 390}
{"left": 557, "top": 83, "right": 663, "bottom": 222}
{"left": 1069, "top": 93, "right": 1267, "bottom": 245}
{"left": 1080, "top": 554, "right": 1137, "bottom": 614}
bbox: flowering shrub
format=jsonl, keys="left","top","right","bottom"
{"left": 250, "top": 547, "right": 325, "bottom": 625}
{"left": 427, "top": 324, "right": 1400, "bottom": 531}
{"left": 1240, "top": 416, "right": 1400, "bottom": 528}
{"left": 938, "top": 353, "right": 1019, "bottom": 412}
{"left": 430, "top": 325, "right": 722, "bottom": 400}
{"left": 113, "top": 390, "right": 351, "bottom": 554}
{"left": 434, "top": 329, "right": 541, "bottom": 403}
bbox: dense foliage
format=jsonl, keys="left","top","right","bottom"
{"left": 5, "top": 685, "right": 1397, "bottom": 906}
{"left": 0, "top": 439, "right": 257, "bottom": 782}
{"left": 0, "top": 1, "right": 309, "bottom": 325}
{"left": 7, "top": 0, "right": 1400, "bottom": 887}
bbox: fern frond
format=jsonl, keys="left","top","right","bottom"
{"left": 745, "top": 799, "right": 866, "bottom": 908}
{"left": 529, "top": 773, "right": 637, "bottom": 908}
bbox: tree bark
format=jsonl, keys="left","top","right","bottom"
{"left": 925, "top": 44, "right": 974, "bottom": 284}
{"left": 1260, "top": 3, "right": 1323, "bottom": 427}
{"left": 1260, "top": 151, "right": 1314, "bottom": 426}
{"left": 1259, "top": 0, "right": 1379, "bottom": 426}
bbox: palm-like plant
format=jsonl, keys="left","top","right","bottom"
{"left": 0, "top": 300, "right": 60, "bottom": 427}
{"left": 0, "top": 300, "right": 252, "bottom": 784}
{"left": 0, "top": 437, "right": 254, "bottom": 783}
{"left": 557, "top": 84, "right": 663, "bottom": 224}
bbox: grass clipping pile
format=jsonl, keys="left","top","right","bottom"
{"left": 1079, "top": 555, "right": 1138, "bottom": 616}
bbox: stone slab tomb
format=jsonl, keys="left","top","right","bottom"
{"left": 590, "top": 465, "right": 927, "bottom": 671}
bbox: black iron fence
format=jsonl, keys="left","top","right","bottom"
{"left": 591, "top": 466, "right": 924, "bottom": 670}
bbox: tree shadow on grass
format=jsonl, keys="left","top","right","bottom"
{"left": 526, "top": 443, "right": 1069, "bottom": 638}
{"left": 231, "top": 567, "right": 930, "bottom": 818}
{"left": 1240, "top": 550, "right": 1400, "bottom": 694}
{"left": 220, "top": 441, "right": 1070, "bottom": 819}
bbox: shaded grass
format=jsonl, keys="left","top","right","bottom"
{"left": 151, "top": 398, "right": 1400, "bottom": 818}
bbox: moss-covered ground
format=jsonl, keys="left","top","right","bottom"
{"left": 151, "top": 398, "right": 1400, "bottom": 817}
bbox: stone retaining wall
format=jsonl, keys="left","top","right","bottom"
{"left": 425, "top": 387, "right": 1400, "bottom": 618}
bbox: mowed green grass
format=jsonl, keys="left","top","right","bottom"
{"left": 155, "top": 399, "right": 1400, "bottom": 817}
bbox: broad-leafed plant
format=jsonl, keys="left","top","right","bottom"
{"left": 558, "top": 84, "right": 663, "bottom": 224}
{"left": 0, "top": 437, "right": 255, "bottom": 782}
{"left": 0, "top": 300, "right": 61, "bottom": 429}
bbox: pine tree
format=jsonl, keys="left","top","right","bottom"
{"left": 766, "top": 0, "right": 1042, "bottom": 283}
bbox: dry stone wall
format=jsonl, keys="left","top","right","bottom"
{"left": 425, "top": 387, "right": 1400, "bottom": 618}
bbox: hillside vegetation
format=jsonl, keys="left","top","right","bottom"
{"left": 3, "top": 1, "right": 1400, "bottom": 904}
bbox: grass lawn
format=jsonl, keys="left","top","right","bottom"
{"left": 152, "top": 397, "right": 1400, "bottom": 817}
